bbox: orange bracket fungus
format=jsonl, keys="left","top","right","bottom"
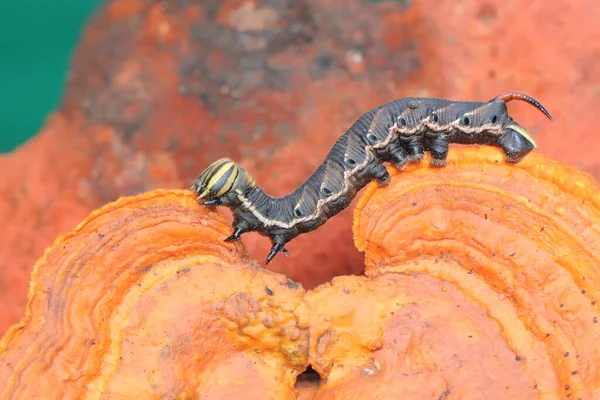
{"left": 353, "top": 147, "right": 600, "bottom": 399}
{"left": 1, "top": 147, "right": 600, "bottom": 399}
{"left": 0, "top": 190, "right": 309, "bottom": 399}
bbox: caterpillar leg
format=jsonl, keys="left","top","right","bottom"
{"left": 199, "top": 198, "right": 222, "bottom": 206}
{"left": 224, "top": 227, "right": 244, "bottom": 242}
{"left": 425, "top": 136, "right": 449, "bottom": 167}
{"left": 381, "top": 141, "right": 409, "bottom": 169}
{"left": 266, "top": 237, "right": 290, "bottom": 265}
{"left": 224, "top": 218, "right": 253, "bottom": 242}
{"left": 224, "top": 220, "right": 290, "bottom": 263}
{"left": 370, "top": 163, "right": 391, "bottom": 187}
{"left": 402, "top": 135, "right": 425, "bottom": 162}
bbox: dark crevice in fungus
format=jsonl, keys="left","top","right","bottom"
{"left": 295, "top": 364, "right": 321, "bottom": 394}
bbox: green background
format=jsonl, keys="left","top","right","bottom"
{"left": 0, "top": 0, "right": 401, "bottom": 154}
{"left": 0, "top": 0, "right": 101, "bottom": 153}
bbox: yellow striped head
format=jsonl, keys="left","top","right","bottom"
{"left": 192, "top": 158, "right": 256, "bottom": 200}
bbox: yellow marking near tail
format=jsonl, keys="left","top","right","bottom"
{"left": 508, "top": 124, "right": 537, "bottom": 148}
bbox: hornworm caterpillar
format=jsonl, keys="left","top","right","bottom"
{"left": 192, "top": 91, "right": 552, "bottom": 264}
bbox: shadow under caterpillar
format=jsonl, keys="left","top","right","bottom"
{"left": 192, "top": 91, "right": 553, "bottom": 264}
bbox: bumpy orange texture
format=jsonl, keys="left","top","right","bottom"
{"left": 1, "top": 147, "right": 600, "bottom": 399}
{"left": 0, "top": 190, "right": 309, "bottom": 399}
{"left": 353, "top": 146, "right": 600, "bottom": 399}
{"left": 305, "top": 274, "right": 537, "bottom": 399}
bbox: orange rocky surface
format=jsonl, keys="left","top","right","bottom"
{"left": 1, "top": 0, "right": 599, "bottom": 337}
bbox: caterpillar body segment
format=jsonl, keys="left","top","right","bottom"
{"left": 193, "top": 91, "right": 553, "bottom": 264}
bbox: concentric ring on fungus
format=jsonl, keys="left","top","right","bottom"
{"left": 1, "top": 147, "right": 599, "bottom": 399}
{"left": 0, "top": 190, "right": 309, "bottom": 399}
{"left": 353, "top": 146, "right": 600, "bottom": 399}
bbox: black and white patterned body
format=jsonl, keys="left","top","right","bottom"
{"left": 192, "top": 92, "right": 552, "bottom": 264}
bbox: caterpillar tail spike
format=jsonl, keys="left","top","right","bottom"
{"left": 494, "top": 91, "right": 554, "bottom": 122}
{"left": 490, "top": 91, "right": 553, "bottom": 162}
{"left": 192, "top": 91, "right": 553, "bottom": 265}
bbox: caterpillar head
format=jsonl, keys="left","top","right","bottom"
{"left": 489, "top": 91, "right": 553, "bottom": 162}
{"left": 192, "top": 158, "right": 256, "bottom": 206}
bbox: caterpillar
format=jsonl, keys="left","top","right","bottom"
{"left": 192, "top": 91, "right": 552, "bottom": 264}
